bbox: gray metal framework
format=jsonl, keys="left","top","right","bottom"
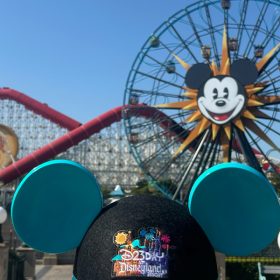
{"left": 0, "top": 98, "right": 145, "bottom": 196}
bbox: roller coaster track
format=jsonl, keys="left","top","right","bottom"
{"left": 0, "top": 88, "right": 183, "bottom": 185}
{"left": 0, "top": 88, "right": 272, "bottom": 186}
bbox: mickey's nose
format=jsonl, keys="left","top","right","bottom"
{"left": 216, "top": 100, "right": 226, "bottom": 107}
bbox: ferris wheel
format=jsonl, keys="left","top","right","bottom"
{"left": 123, "top": 0, "right": 280, "bottom": 203}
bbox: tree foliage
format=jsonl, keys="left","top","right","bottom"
{"left": 132, "top": 179, "right": 162, "bottom": 196}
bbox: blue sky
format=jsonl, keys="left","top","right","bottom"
{"left": 0, "top": 0, "right": 188, "bottom": 123}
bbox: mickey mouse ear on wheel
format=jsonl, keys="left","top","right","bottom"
{"left": 188, "top": 162, "right": 280, "bottom": 256}
{"left": 11, "top": 160, "right": 103, "bottom": 254}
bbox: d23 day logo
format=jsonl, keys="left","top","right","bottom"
{"left": 111, "top": 227, "right": 175, "bottom": 278}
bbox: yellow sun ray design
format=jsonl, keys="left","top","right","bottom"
{"left": 221, "top": 27, "right": 230, "bottom": 75}
{"left": 233, "top": 119, "right": 245, "bottom": 131}
{"left": 223, "top": 124, "right": 231, "bottom": 140}
{"left": 211, "top": 124, "right": 220, "bottom": 140}
{"left": 173, "top": 54, "right": 191, "bottom": 71}
{"left": 114, "top": 232, "right": 128, "bottom": 245}
{"left": 155, "top": 101, "right": 194, "bottom": 109}
{"left": 155, "top": 25, "right": 280, "bottom": 161}
{"left": 256, "top": 43, "right": 280, "bottom": 74}
{"left": 243, "top": 110, "right": 256, "bottom": 120}
{"left": 245, "top": 85, "right": 266, "bottom": 96}
{"left": 182, "top": 91, "right": 198, "bottom": 99}
{"left": 186, "top": 111, "right": 202, "bottom": 123}
{"left": 211, "top": 60, "right": 219, "bottom": 75}
{"left": 173, "top": 119, "right": 211, "bottom": 157}
{"left": 247, "top": 99, "right": 264, "bottom": 107}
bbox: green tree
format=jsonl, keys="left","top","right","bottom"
{"left": 131, "top": 179, "right": 161, "bottom": 196}
{"left": 101, "top": 187, "right": 111, "bottom": 199}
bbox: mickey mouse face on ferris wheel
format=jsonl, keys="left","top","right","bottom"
{"left": 185, "top": 59, "right": 259, "bottom": 125}
{"left": 198, "top": 76, "right": 245, "bottom": 125}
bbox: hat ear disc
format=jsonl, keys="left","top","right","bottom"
{"left": 188, "top": 162, "right": 280, "bottom": 256}
{"left": 11, "top": 160, "right": 103, "bottom": 253}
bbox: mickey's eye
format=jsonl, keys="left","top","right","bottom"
{"left": 203, "top": 78, "right": 221, "bottom": 100}
{"left": 223, "top": 87, "right": 229, "bottom": 98}
{"left": 213, "top": 88, "right": 218, "bottom": 99}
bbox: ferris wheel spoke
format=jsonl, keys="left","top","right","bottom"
{"left": 128, "top": 118, "right": 175, "bottom": 132}
{"left": 261, "top": 106, "right": 280, "bottom": 113}
{"left": 257, "top": 78, "right": 277, "bottom": 88}
{"left": 182, "top": 137, "right": 215, "bottom": 204}
{"left": 265, "top": 75, "right": 280, "bottom": 85}
{"left": 158, "top": 41, "right": 180, "bottom": 57}
{"left": 133, "top": 125, "right": 187, "bottom": 150}
{"left": 257, "top": 95, "right": 280, "bottom": 105}
{"left": 199, "top": 133, "right": 219, "bottom": 171}
{"left": 209, "top": 133, "right": 221, "bottom": 167}
{"left": 234, "top": 127, "right": 263, "bottom": 172}
{"left": 183, "top": 132, "right": 215, "bottom": 202}
{"left": 132, "top": 70, "right": 163, "bottom": 84}
{"left": 139, "top": 136, "right": 183, "bottom": 171}
{"left": 158, "top": 40, "right": 193, "bottom": 64}
{"left": 172, "top": 152, "right": 194, "bottom": 183}
{"left": 154, "top": 155, "right": 185, "bottom": 182}
{"left": 244, "top": 119, "right": 279, "bottom": 151}
{"left": 248, "top": 108, "right": 278, "bottom": 122}
{"left": 260, "top": 86, "right": 280, "bottom": 96}
{"left": 128, "top": 111, "right": 192, "bottom": 134}
{"left": 223, "top": 8, "right": 229, "bottom": 29}
{"left": 256, "top": 1, "right": 270, "bottom": 35}
{"left": 130, "top": 88, "right": 185, "bottom": 100}
{"left": 258, "top": 62, "right": 279, "bottom": 80}
{"left": 255, "top": 44, "right": 280, "bottom": 76}
{"left": 136, "top": 121, "right": 192, "bottom": 155}
{"left": 255, "top": 120, "right": 280, "bottom": 139}
{"left": 243, "top": 1, "right": 270, "bottom": 58}
{"left": 166, "top": 23, "right": 199, "bottom": 63}
{"left": 172, "top": 129, "right": 210, "bottom": 200}
{"left": 204, "top": 4, "right": 220, "bottom": 66}
{"left": 234, "top": 0, "right": 249, "bottom": 59}
{"left": 144, "top": 53, "right": 186, "bottom": 80}
{"left": 185, "top": 11, "right": 204, "bottom": 49}
{"left": 260, "top": 15, "right": 280, "bottom": 49}
{"left": 211, "top": 1, "right": 238, "bottom": 26}
{"left": 136, "top": 71, "right": 185, "bottom": 90}
{"left": 244, "top": 127, "right": 280, "bottom": 175}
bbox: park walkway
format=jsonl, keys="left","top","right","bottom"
{"left": 35, "top": 265, "right": 73, "bottom": 280}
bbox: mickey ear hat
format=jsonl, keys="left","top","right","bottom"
{"left": 12, "top": 160, "right": 279, "bottom": 279}
{"left": 73, "top": 195, "right": 218, "bottom": 280}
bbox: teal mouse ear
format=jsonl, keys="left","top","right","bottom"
{"left": 11, "top": 159, "right": 103, "bottom": 254}
{"left": 188, "top": 162, "right": 280, "bottom": 256}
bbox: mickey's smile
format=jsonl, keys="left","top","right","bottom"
{"left": 207, "top": 108, "right": 235, "bottom": 122}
